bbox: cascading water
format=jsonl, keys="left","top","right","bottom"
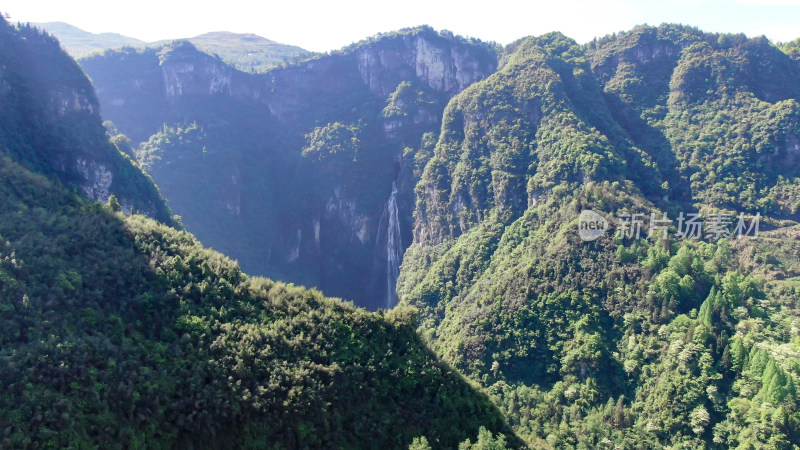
{"left": 385, "top": 182, "right": 402, "bottom": 309}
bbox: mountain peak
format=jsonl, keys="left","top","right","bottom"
{"left": 191, "top": 31, "right": 279, "bottom": 45}
{"left": 32, "top": 21, "right": 145, "bottom": 55}
{"left": 33, "top": 22, "right": 311, "bottom": 73}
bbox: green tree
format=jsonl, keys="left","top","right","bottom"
{"left": 107, "top": 194, "right": 122, "bottom": 212}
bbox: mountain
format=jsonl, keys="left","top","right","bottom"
{"left": 79, "top": 26, "right": 499, "bottom": 310}
{"left": 31, "top": 21, "right": 145, "bottom": 56}
{"left": 0, "top": 19, "right": 173, "bottom": 223}
{"left": 13, "top": 14, "right": 800, "bottom": 447}
{"left": 34, "top": 22, "right": 311, "bottom": 73}
{"left": 0, "top": 16, "right": 519, "bottom": 448}
{"left": 165, "top": 31, "right": 311, "bottom": 73}
{"left": 399, "top": 25, "right": 800, "bottom": 447}
{"left": 0, "top": 156, "right": 518, "bottom": 448}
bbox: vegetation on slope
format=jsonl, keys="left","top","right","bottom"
{"left": 8, "top": 16, "right": 800, "bottom": 448}
{"left": 589, "top": 24, "right": 800, "bottom": 216}
{"left": 399, "top": 26, "right": 800, "bottom": 448}
{"left": 0, "top": 16, "right": 173, "bottom": 223}
{"left": 0, "top": 18, "right": 519, "bottom": 448}
{"left": 0, "top": 155, "right": 519, "bottom": 448}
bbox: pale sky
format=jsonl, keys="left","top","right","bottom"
{"left": 3, "top": 0, "right": 799, "bottom": 52}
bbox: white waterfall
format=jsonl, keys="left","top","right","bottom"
{"left": 385, "top": 182, "right": 402, "bottom": 309}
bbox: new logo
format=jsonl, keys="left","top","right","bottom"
{"left": 578, "top": 210, "right": 608, "bottom": 241}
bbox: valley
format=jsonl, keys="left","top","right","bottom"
{"left": 1, "top": 13, "right": 800, "bottom": 448}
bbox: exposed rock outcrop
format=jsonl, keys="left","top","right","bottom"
{"left": 81, "top": 26, "right": 498, "bottom": 309}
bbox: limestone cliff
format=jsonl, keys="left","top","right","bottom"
{"left": 81, "top": 26, "right": 498, "bottom": 309}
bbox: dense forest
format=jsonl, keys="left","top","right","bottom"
{"left": 2, "top": 11, "right": 800, "bottom": 449}
{"left": 0, "top": 18, "right": 173, "bottom": 223}
{"left": 0, "top": 155, "right": 517, "bottom": 448}
{"left": 0, "top": 16, "right": 517, "bottom": 448}
{"left": 400, "top": 26, "right": 800, "bottom": 447}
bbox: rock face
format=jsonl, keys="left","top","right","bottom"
{"left": 353, "top": 33, "right": 492, "bottom": 97}
{"left": 81, "top": 26, "right": 498, "bottom": 309}
{"left": 160, "top": 43, "right": 234, "bottom": 97}
{"left": 0, "top": 18, "right": 173, "bottom": 223}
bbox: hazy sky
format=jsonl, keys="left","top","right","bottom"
{"left": 3, "top": 0, "right": 799, "bottom": 52}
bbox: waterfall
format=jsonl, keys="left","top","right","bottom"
{"left": 385, "top": 182, "right": 402, "bottom": 309}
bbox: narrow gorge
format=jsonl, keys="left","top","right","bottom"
{"left": 80, "top": 27, "right": 498, "bottom": 308}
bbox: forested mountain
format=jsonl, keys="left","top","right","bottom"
{"left": 0, "top": 18, "right": 173, "bottom": 223}
{"left": 0, "top": 156, "right": 517, "bottom": 448}
{"left": 79, "top": 27, "right": 499, "bottom": 310}
{"left": 6, "top": 12, "right": 800, "bottom": 448}
{"left": 31, "top": 22, "right": 145, "bottom": 56}
{"left": 162, "top": 31, "right": 311, "bottom": 73}
{"left": 35, "top": 22, "right": 311, "bottom": 72}
{"left": 0, "top": 16, "right": 518, "bottom": 448}
{"left": 399, "top": 25, "right": 800, "bottom": 447}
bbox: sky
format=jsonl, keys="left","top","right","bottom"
{"left": 2, "top": 0, "right": 799, "bottom": 52}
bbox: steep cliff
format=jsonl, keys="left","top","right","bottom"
{"left": 0, "top": 17, "right": 173, "bottom": 223}
{"left": 81, "top": 26, "right": 498, "bottom": 309}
